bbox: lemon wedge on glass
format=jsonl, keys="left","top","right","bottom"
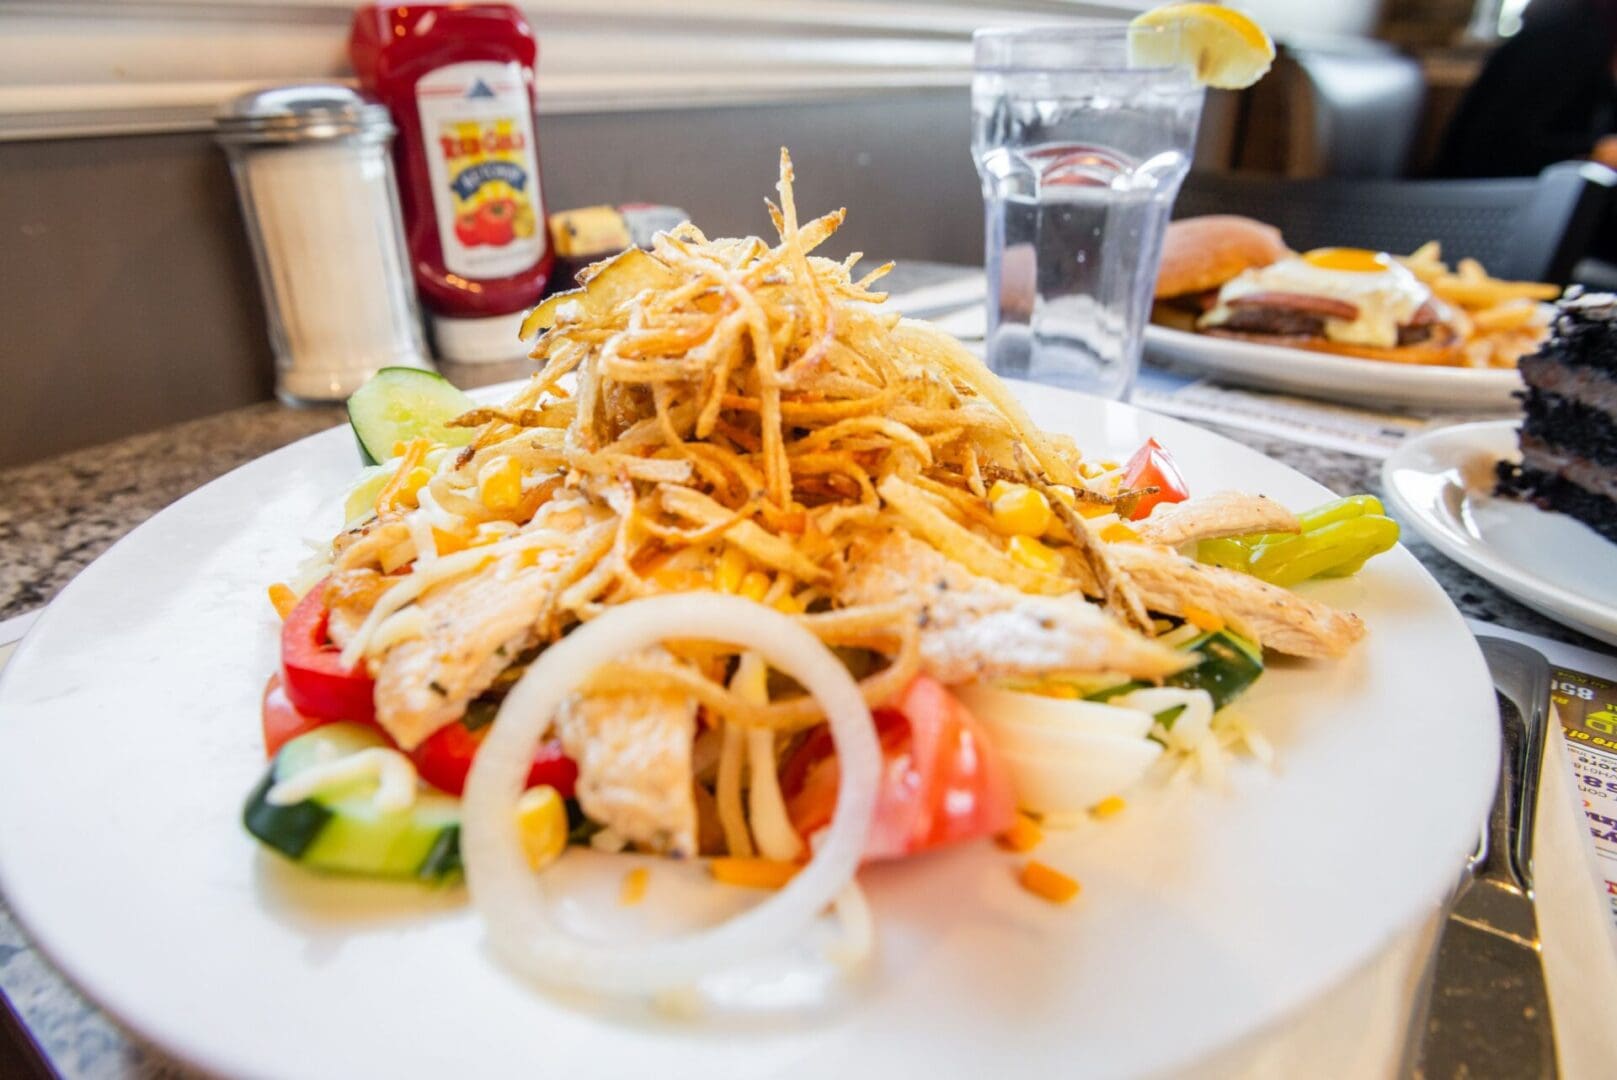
{"left": 1128, "top": 4, "right": 1275, "bottom": 90}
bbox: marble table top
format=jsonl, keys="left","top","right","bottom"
{"left": 0, "top": 262, "right": 1608, "bottom": 1078}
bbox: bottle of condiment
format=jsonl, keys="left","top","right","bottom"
{"left": 215, "top": 84, "right": 432, "bottom": 403}
{"left": 349, "top": 3, "right": 553, "bottom": 364}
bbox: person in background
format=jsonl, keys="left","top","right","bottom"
{"left": 1436, "top": 0, "right": 1617, "bottom": 177}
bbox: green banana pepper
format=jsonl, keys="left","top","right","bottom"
{"left": 1195, "top": 494, "right": 1398, "bottom": 587}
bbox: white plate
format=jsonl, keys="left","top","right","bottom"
{"left": 1383, "top": 420, "right": 1617, "bottom": 647}
{"left": 0, "top": 384, "right": 1496, "bottom": 1080}
{"left": 1144, "top": 324, "right": 1522, "bottom": 411}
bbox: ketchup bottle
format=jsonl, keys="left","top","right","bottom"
{"left": 350, "top": 4, "right": 553, "bottom": 364}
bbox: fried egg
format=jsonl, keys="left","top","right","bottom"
{"left": 1205, "top": 248, "right": 1436, "bottom": 348}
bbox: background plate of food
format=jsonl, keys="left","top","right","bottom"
{"left": 0, "top": 162, "right": 1498, "bottom": 1080}
{"left": 1145, "top": 215, "right": 1557, "bottom": 411}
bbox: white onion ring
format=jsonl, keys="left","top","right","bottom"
{"left": 461, "top": 593, "right": 880, "bottom": 997}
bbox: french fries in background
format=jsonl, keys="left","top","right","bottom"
{"left": 1397, "top": 242, "right": 1560, "bottom": 369}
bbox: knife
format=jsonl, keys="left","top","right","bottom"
{"left": 1403, "top": 636, "right": 1558, "bottom": 1079}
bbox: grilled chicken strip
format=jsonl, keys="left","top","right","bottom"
{"left": 1107, "top": 542, "right": 1364, "bottom": 658}
{"left": 556, "top": 684, "right": 698, "bottom": 856}
{"left": 837, "top": 529, "right": 1189, "bottom": 684}
{"left": 368, "top": 548, "right": 578, "bottom": 750}
{"left": 1131, "top": 491, "right": 1299, "bottom": 548}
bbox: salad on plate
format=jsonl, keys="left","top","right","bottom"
{"left": 244, "top": 151, "right": 1399, "bottom": 1004}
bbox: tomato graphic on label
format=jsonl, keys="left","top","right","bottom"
{"left": 476, "top": 198, "right": 517, "bottom": 247}
{"left": 454, "top": 209, "right": 484, "bottom": 247}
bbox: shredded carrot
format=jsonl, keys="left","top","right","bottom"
{"left": 995, "top": 812, "right": 1044, "bottom": 853}
{"left": 375, "top": 438, "right": 431, "bottom": 513}
{"left": 620, "top": 866, "right": 650, "bottom": 906}
{"left": 1020, "top": 860, "right": 1080, "bottom": 904}
{"left": 1090, "top": 795, "right": 1127, "bottom": 820}
{"left": 1100, "top": 522, "right": 1139, "bottom": 543}
{"left": 709, "top": 856, "right": 800, "bottom": 890}
{"left": 1182, "top": 604, "right": 1225, "bottom": 633}
{"left": 267, "top": 582, "right": 298, "bottom": 620}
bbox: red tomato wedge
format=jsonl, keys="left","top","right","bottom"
{"left": 279, "top": 579, "right": 376, "bottom": 723}
{"left": 261, "top": 674, "right": 357, "bottom": 758}
{"left": 410, "top": 721, "right": 578, "bottom": 799}
{"left": 782, "top": 675, "right": 1015, "bottom": 861}
{"left": 1120, "top": 437, "right": 1190, "bottom": 521}
{"left": 264, "top": 674, "right": 579, "bottom": 797}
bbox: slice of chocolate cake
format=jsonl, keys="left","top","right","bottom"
{"left": 1497, "top": 290, "right": 1617, "bottom": 543}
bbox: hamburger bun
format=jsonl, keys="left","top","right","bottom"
{"left": 1200, "top": 326, "right": 1465, "bottom": 366}
{"left": 1156, "top": 216, "right": 1288, "bottom": 299}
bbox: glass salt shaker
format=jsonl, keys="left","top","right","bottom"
{"left": 216, "top": 84, "right": 431, "bottom": 404}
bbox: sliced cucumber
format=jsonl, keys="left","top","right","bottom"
{"left": 346, "top": 367, "right": 476, "bottom": 466}
{"left": 243, "top": 723, "right": 462, "bottom": 882}
{"left": 1086, "top": 629, "right": 1264, "bottom": 715}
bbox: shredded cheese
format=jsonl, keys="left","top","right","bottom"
{"left": 1090, "top": 795, "right": 1127, "bottom": 819}
{"left": 1019, "top": 860, "right": 1080, "bottom": 904}
{"left": 733, "top": 652, "right": 802, "bottom": 862}
{"left": 995, "top": 813, "right": 1044, "bottom": 853}
{"left": 267, "top": 582, "right": 298, "bottom": 620}
{"left": 620, "top": 866, "right": 650, "bottom": 906}
{"left": 709, "top": 857, "right": 799, "bottom": 890}
{"left": 266, "top": 747, "right": 418, "bottom": 814}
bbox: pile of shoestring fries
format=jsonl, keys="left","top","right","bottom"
{"left": 429, "top": 150, "right": 1147, "bottom": 732}
{"left": 1398, "top": 241, "right": 1560, "bottom": 368}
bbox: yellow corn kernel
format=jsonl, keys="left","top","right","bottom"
{"left": 477, "top": 455, "right": 523, "bottom": 512}
{"left": 1091, "top": 795, "right": 1127, "bottom": 820}
{"left": 772, "top": 589, "right": 806, "bottom": 615}
{"left": 267, "top": 582, "right": 298, "bottom": 620}
{"left": 431, "top": 527, "right": 469, "bottom": 556}
{"left": 1182, "top": 604, "right": 1225, "bottom": 633}
{"left": 1100, "top": 522, "right": 1140, "bottom": 543}
{"left": 620, "top": 866, "right": 650, "bottom": 906}
{"left": 995, "top": 813, "right": 1044, "bottom": 853}
{"left": 991, "top": 483, "right": 1054, "bottom": 537}
{"left": 388, "top": 466, "right": 432, "bottom": 510}
{"left": 1007, "top": 534, "right": 1062, "bottom": 574}
{"left": 514, "top": 785, "right": 568, "bottom": 872}
{"left": 1078, "top": 499, "right": 1113, "bottom": 519}
{"left": 652, "top": 567, "right": 708, "bottom": 593}
{"left": 1020, "top": 860, "right": 1081, "bottom": 904}
{"left": 710, "top": 857, "right": 799, "bottom": 890}
{"left": 714, "top": 545, "right": 749, "bottom": 594}
{"left": 987, "top": 479, "right": 1015, "bottom": 502}
{"left": 738, "top": 570, "right": 772, "bottom": 603}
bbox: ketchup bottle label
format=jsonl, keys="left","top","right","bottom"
{"left": 416, "top": 60, "right": 547, "bottom": 280}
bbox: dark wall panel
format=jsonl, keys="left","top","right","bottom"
{"left": 0, "top": 89, "right": 983, "bottom": 468}
{"left": 0, "top": 133, "right": 274, "bottom": 468}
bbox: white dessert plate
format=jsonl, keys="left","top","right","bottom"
{"left": 1383, "top": 419, "right": 1617, "bottom": 647}
{"left": 1144, "top": 324, "right": 1522, "bottom": 411}
{"left": 0, "top": 383, "right": 1496, "bottom": 1080}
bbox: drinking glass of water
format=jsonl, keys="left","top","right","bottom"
{"left": 972, "top": 25, "right": 1204, "bottom": 399}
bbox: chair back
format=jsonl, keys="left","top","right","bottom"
{"left": 1173, "top": 162, "right": 1616, "bottom": 283}
{"left": 1281, "top": 44, "right": 1426, "bottom": 179}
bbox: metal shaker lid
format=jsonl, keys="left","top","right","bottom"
{"left": 214, "top": 83, "right": 393, "bottom": 145}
